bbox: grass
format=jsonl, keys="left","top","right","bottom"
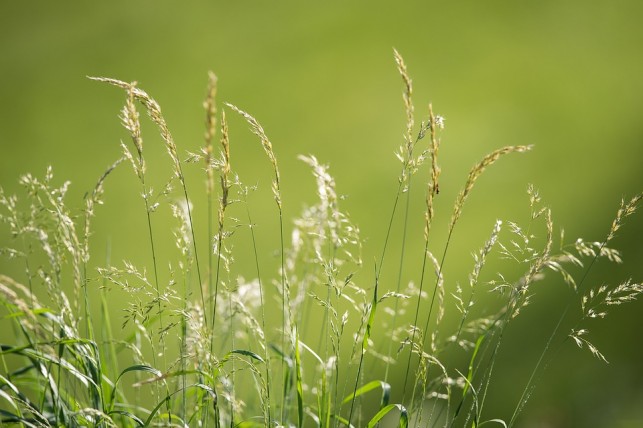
{"left": 0, "top": 50, "right": 641, "bottom": 427}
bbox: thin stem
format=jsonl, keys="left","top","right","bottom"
{"left": 384, "top": 178, "right": 412, "bottom": 384}
{"left": 245, "top": 200, "right": 272, "bottom": 426}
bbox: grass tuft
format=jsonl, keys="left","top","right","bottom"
{"left": 0, "top": 53, "right": 640, "bottom": 428}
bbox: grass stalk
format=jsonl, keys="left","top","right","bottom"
{"left": 225, "top": 103, "right": 289, "bottom": 423}
{"left": 243, "top": 188, "right": 273, "bottom": 426}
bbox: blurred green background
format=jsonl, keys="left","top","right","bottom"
{"left": 1, "top": 1, "right": 642, "bottom": 426}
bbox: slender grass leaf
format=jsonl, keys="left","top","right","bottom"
{"left": 2, "top": 307, "right": 54, "bottom": 320}
{"left": 464, "top": 334, "right": 486, "bottom": 399}
{"left": 0, "top": 374, "right": 20, "bottom": 396}
{"left": 224, "top": 349, "right": 265, "bottom": 363}
{"left": 234, "top": 419, "right": 266, "bottom": 427}
{"left": 110, "top": 365, "right": 162, "bottom": 411}
{"left": 479, "top": 419, "right": 508, "bottom": 427}
{"left": 0, "top": 389, "right": 19, "bottom": 411}
{"left": 2, "top": 345, "right": 98, "bottom": 392}
{"left": 299, "top": 340, "right": 323, "bottom": 366}
{"left": 366, "top": 403, "right": 408, "bottom": 428}
{"left": 143, "top": 383, "right": 214, "bottom": 427}
{"left": 117, "top": 364, "right": 162, "bottom": 381}
{"left": 294, "top": 329, "right": 304, "bottom": 428}
{"left": 269, "top": 343, "right": 293, "bottom": 367}
{"left": 108, "top": 410, "right": 145, "bottom": 427}
{"left": 331, "top": 413, "right": 354, "bottom": 428}
{"left": 0, "top": 409, "right": 40, "bottom": 428}
{"left": 132, "top": 369, "right": 214, "bottom": 387}
{"left": 342, "top": 380, "right": 391, "bottom": 408}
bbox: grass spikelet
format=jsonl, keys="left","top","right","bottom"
{"left": 225, "top": 103, "right": 281, "bottom": 208}
{"left": 393, "top": 48, "right": 415, "bottom": 182}
{"left": 218, "top": 109, "right": 232, "bottom": 224}
{"left": 450, "top": 145, "right": 532, "bottom": 232}
{"left": 204, "top": 73, "right": 218, "bottom": 326}
{"left": 606, "top": 193, "right": 642, "bottom": 243}
{"left": 211, "top": 109, "right": 231, "bottom": 328}
{"left": 204, "top": 72, "right": 218, "bottom": 164}
{"left": 298, "top": 155, "right": 340, "bottom": 247}
{"left": 453, "top": 220, "right": 502, "bottom": 339}
{"left": 121, "top": 83, "right": 144, "bottom": 161}
{"left": 568, "top": 329, "right": 608, "bottom": 363}
{"left": 581, "top": 279, "right": 643, "bottom": 319}
{"left": 89, "top": 77, "right": 180, "bottom": 175}
{"left": 425, "top": 103, "right": 443, "bottom": 235}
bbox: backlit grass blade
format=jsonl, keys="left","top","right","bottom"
{"left": 347, "top": 271, "right": 379, "bottom": 426}
{"left": 224, "top": 349, "right": 265, "bottom": 363}
{"left": 108, "top": 410, "right": 145, "bottom": 427}
{"left": 294, "top": 328, "right": 304, "bottom": 428}
{"left": 142, "top": 383, "right": 216, "bottom": 427}
{"left": 0, "top": 409, "right": 41, "bottom": 428}
{"left": 109, "top": 365, "right": 162, "bottom": 412}
{"left": 341, "top": 380, "right": 390, "bottom": 408}
{"left": 366, "top": 403, "right": 408, "bottom": 428}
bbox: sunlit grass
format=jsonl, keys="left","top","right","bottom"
{"left": 0, "top": 51, "right": 641, "bottom": 427}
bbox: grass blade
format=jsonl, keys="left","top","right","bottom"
{"left": 366, "top": 403, "right": 408, "bottom": 428}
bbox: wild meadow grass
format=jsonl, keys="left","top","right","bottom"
{"left": 0, "top": 51, "right": 641, "bottom": 427}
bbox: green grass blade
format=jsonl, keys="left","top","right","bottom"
{"left": 142, "top": 383, "right": 215, "bottom": 427}
{"left": 224, "top": 349, "right": 265, "bottom": 363}
{"left": 0, "top": 389, "right": 19, "bottom": 412}
{"left": 0, "top": 409, "right": 41, "bottom": 428}
{"left": 341, "top": 380, "right": 390, "bottom": 408}
{"left": 463, "top": 334, "right": 485, "bottom": 399}
{"left": 347, "top": 273, "right": 379, "bottom": 426}
{"left": 109, "top": 365, "right": 162, "bottom": 411}
{"left": 294, "top": 329, "right": 304, "bottom": 428}
{"left": 479, "top": 419, "right": 508, "bottom": 427}
{"left": 108, "top": 410, "right": 145, "bottom": 427}
{"left": 331, "top": 413, "right": 354, "bottom": 428}
{"left": 366, "top": 403, "right": 408, "bottom": 428}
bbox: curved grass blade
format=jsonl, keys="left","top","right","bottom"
{"left": 0, "top": 389, "right": 18, "bottom": 412}
{"left": 294, "top": 329, "right": 304, "bottom": 428}
{"left": 479, "top": 419, "right": 508, "bottom": 427}
{"left": 224, "top": 349, "right": 265, "bottom": 363}
{"left": 347, "top": 270, "right": 379, "bottom": 426}
{"left": 108, "top": 410, "right": 145, "bottom": 427}
{"left": 331, "top": 413, "right": 354, "bottom": 428}
{"left": 1, "top": 344, "right": 100, "bottom": 392}
{"left": 132, "top": 369, "right": 214, "bottom": 387}
{"left": 143, "top": 383, "right": 215, "bottom": 427}
{"left": 109, "top": 365, "right": 162, "bottom": 411}
{"left": 0, "top": 409, "right": 41, "bottom": 428}
{"left": 366, "top": 403, "right": 408, "bottom": 428}
{"left": 454, "top": 333, "right": 486, "bottom": 418}
{"left": 341, "top": 380, "right": 391, "bottom": 409}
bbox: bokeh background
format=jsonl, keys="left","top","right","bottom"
{"left": 1, "top": 1, "right": 642, "bottom": 427}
